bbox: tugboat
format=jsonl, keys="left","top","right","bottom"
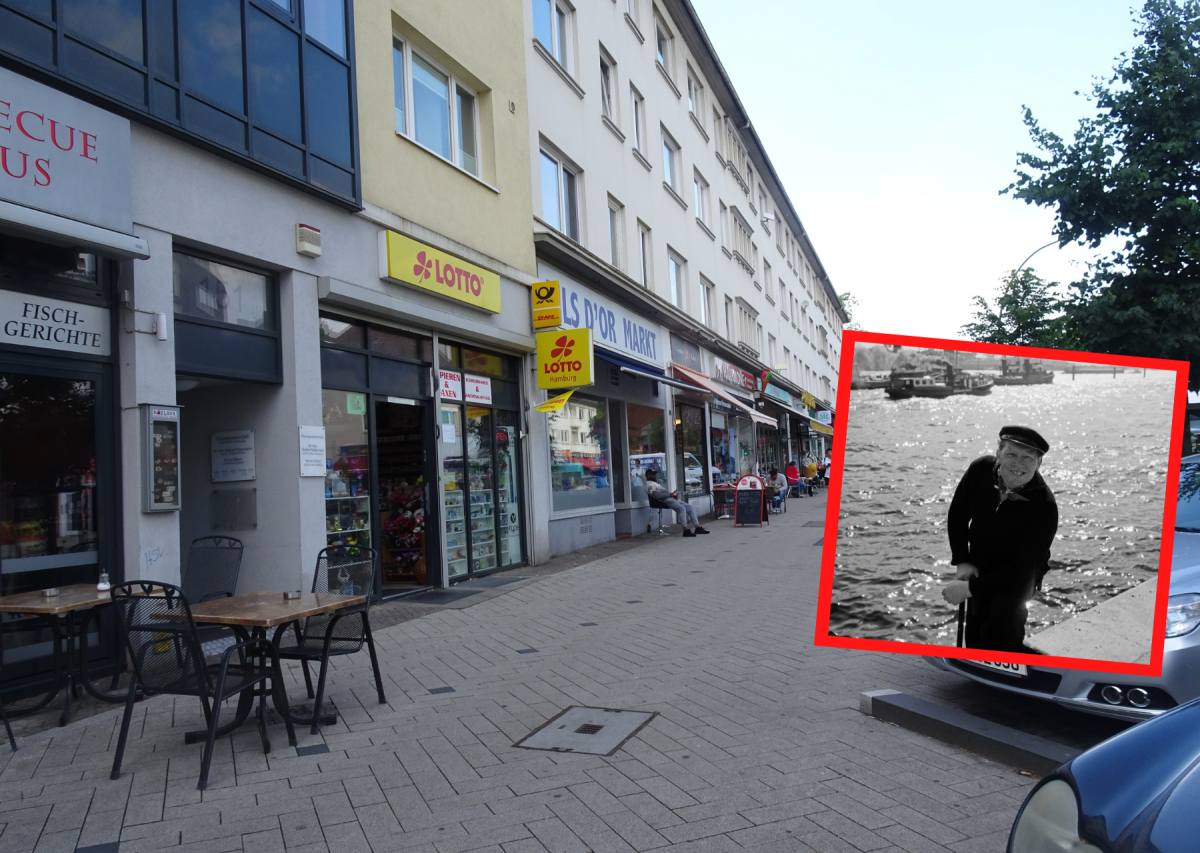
{"left": 994, "top": 357, "right": 1055, "bottom": 386}
{"left": 850, "top": 371, "right": 891, "bottom": 390}
{"left": 886, "top": 360, "right": 994, "bottom": 399}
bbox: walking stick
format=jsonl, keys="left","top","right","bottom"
{"left": 956, "top": 601, "right": 965, "bottom": 648}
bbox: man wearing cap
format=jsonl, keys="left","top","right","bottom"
{"left": 941, "top": 426, "right": 1059, "bottom": 652}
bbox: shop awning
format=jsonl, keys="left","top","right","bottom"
{"left": 597, "top": 354, "right": 697, "bottom": 392}
{"left": 671, "top": 362, "right": 776, "bottom": 427}
{"left": 810, "top": 421, "right": 834, "bottom": 436}
{"left": 0, "top": 199, "right": 150, "bottom": 260}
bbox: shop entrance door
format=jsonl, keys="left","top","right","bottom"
{"left": 0, "top": 357, "right": 118, "bottom": 690}
{"left": 374, "top": 398, "right": 434, "bottom": 595}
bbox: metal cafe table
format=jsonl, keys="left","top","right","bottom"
{"left": 184, "top": 590, "right": 366, "bottom": 742}
{"left": 0, "top": 584, "right": 126, "bottom": 726}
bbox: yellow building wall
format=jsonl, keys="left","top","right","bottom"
{"left": 354, "top": 0, "right": 536, "bottom": 278}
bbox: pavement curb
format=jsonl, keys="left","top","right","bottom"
{"left": 861, "top": 689, "right": 1080, "bottom": 776}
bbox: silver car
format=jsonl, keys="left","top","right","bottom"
{"left": 927, "top": 454, "right": 1200, "bottom": 722}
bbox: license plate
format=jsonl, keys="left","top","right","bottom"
{"left": 966, "top": 659, "right": 1028, "bottom": 677}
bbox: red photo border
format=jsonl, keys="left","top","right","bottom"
{"left": 814, "top": 330, "right": 1190, "bottom": 677}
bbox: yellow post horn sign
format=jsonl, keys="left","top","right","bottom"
{"left": 536, "top": 328, "right": 594, "bottom": 390}
{"left": 531, "top": 280, "right": 562, "bottom": 330}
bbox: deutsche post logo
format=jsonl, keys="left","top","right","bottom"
{"left": 533, "top": 281, "right": 560, "bottom": 306}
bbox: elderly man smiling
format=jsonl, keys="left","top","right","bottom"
{"left": 942, "top": 426, "right": 1059, "bottom": 653}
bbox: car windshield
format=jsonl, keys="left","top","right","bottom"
{"left": 1178, "top": 462, "right": 1200, "bottom": 529}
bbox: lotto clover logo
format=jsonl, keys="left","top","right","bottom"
{"left": 412, "top": 251, "right": 433, "bottom": 280}
{"left": 551, "top": 336, "right": 574, "bottom": 358}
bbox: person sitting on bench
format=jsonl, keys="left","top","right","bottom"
{"left": 644, "top": 469, "right": 709, "bottom": 537}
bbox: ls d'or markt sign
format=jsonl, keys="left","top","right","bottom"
{"left": 383, "top": 231, "right": 501, "bottom": 313}
{"left": 536, "top": 328, "right": 594, "bottom": 390}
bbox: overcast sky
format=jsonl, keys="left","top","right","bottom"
{"left": 688, "top": 0, "right": 1141, "bottom": 339}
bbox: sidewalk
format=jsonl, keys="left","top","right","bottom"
{"left": 0, "top": 494, "right": 1040, "bottom": 853}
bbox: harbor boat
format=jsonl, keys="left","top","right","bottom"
{"left": 850, "top": 371, "right": 891, "bottom": 390}
{"left": 886, "top": 362, "right": 994, "bottom": 399}
{"left": 994, "top": 357, "right": 1055, "bottom": 386}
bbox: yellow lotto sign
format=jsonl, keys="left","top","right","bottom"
{"left": 536, "top": 328, "right": 594, "bottom": 390}
{"left": 531, "top": 280, "right": 562, "bottom": 330}
{"left": 384, "top": 231, "right": 501, "bottom": 313}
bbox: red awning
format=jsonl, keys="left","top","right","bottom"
{"left": 670, "top": 363, "right": 776, "bottom": 427}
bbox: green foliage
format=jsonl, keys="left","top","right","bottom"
{"left": 1005, "top": 0, "right": 1200, "bottom": 387}
{"left": 838, "top": 291, "right": 863, "bottom": 331}
{"left": 960, "top": 269, "right": 1065, "bottom": 347}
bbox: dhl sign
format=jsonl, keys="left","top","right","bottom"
{"left": 535, "top": 328, "right": 594, "bottom": 390}
{"left": 531, "top": 280, "right": 562, "bottom": 330}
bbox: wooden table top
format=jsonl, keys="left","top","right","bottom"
{"left": 188, "top": 591, "right": 366, "bottom": 628}
{"left": 0, "top": 583, "right": 113, "bottom": 615}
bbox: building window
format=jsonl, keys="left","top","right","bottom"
{"left": 607, "top": 197, "right": 624, "bottom": 269}
{"left": 540, "top": 149, "right": 580, "bottom": 241}
{"left": 693, "top": 171, "right": 710, "bottom": 227}
{"left": 719, "top": 200, "right": 728, "bottom": 248}
{"left": 768, "top": 334, "right": 777, "bottom": 367}
{"left": 393, "top": 41, "right": 480, "bottom": 176}
{"left": 549, "top": 394, "right": 612, "bottom": 512}
{"left": 699, "top": 276, "right": 714, "bottom": 329}
{"left": 303, "top": 0, "right": 346, "bottom": 58}
{"left": 631, "top": 86, "right": 646, "bottom": 152}
{"left": 662, "top": 129, "right": 681, "bottom": 193}
{"left": 668, "top": 251, "right": 685, "bottom": 309}
{"left": 687, "top": 68, "right": 703, "bottom": 116}
{"left": 638, "top": 221, "right": 652, "bottom": 288}
{"left": 730, "top": 208, "right": 754, "bottom": 272}
{"left": 756, "top": 322, "right": 764, "bottom": 356}
{"left": 712, "top": 107, "right": 724, "bottom": 157}
{"left": 533, "top": 0, "right": 572, "bottom": 70}
{"left": 737, "top": 303, "right": 757, "bottom": 353}
{"left": 654, "top": 14, "right": 673, "bottom": 75}
{"left": 599, "top": 51, "right": 616, "bottom": 121}
{"left": 764, "top": 260, "right": 773, "bottom": 301}
{"left": 781, "top": 283, "right": 789, "bottom": 318}
{"left": 724, "top": 296, "right": 734, "bottom": 341}
{"left": 174, "top": 253, "right": 276, "bottom": 330}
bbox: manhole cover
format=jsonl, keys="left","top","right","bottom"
{"left": 514, "top": 706, "right": 656, "bottom": 756}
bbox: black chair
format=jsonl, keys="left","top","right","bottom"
{"left": 647, "top": 493, "right": 672, "bottom": 535}
{"left": 109, "top": 582, "right": 295, "bottom": 790}
{"left": 181, "top": 537, "right": 244, "bottom": 604}
{"left": 274, "top": 546, "right": 386, "bottom": 734}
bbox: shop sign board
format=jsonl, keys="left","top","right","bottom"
{"left": 211, "top": 429, "right": 255, "bottom": 482}
{"left": 0, "top": 290, "right": 110, "bottom": 355}
{"left": 0, "top": 66, "right": 134, "bottom": 234}
{"left": 531, "top": 280, "right": 562, "bottom": 329}
{"left": 439, "top": 368, "right": 463, "bottom": 401}
{"left": 298, "top": 426, "right": 326, "bottom": 477}
{"left": 536, "top": 328, "right": 594, "bottom": 390}
{"left": 383, "top": 230, "right": 501, "bottom": 313}
{"left": 543, "top": 265, "right": 666, "bottom": 369}
{"left": 463, "top": 373, "right": 492, "bottom": 405}
{"left": 713, "top": 357, "right": 755, "bottom": 392}
{"left": 669, "top": 334, "right": 703, "bottom": 371}
{"left": 815, "top": 410, "right": 832, "bottom": 425}
{"left": 763, "top": 384, "right": 792, "bottom": 406}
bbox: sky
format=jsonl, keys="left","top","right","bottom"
{"left": 687, "top": 0, "right": 1143, "bottom": 339}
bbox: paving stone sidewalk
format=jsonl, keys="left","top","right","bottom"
{"left": 0, "top": 495, "right": 1038, "bottom": 853}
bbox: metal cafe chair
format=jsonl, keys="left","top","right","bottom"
{"left": 108, "top": 582, "right": 295, "bottom": 790}
{"left": 181, "top": 537, "right": 244, "bottom": 604}
{"left": 274, "top": 545, "right": 386, "bottom": 734}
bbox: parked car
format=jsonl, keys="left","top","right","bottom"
{"left": 927, "top": 454, "right": 1200, "bottom": 721}
{"left": 1007, "top": 695, "right": 1200, "bottom": 852}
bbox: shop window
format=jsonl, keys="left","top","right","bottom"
{"left": 370, "top": 327, "right": 421, "bottom": 360}
{"left": 319, "top": 315, "right": 365, "bottom": 348}
{"left": 711, "top": 408, "right": 754, "bottom": 481}
{"left": 173, "top": 254, "right": 275, "bottom": 330}
{"left": 626, "top": 402, "right": 664, "bottom": 503}
{"left": 462, "top": 347, "right": 514, "bottom": 378}
{"left": 322, "top": 389, "right": 372, "bottom": 552}
{"left": 0, "top": 235, "right": 102, "bottom": 304}
{"left": 675, "top": 404, "right": 707, "bottom": 497}
{"left": 549, "top": 394, "right": 611, "bottom": 512}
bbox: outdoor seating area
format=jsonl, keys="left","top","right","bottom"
{"left": 0, "top": 540, "right": 385, "bottom": 789}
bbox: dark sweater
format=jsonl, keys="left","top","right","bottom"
{"left": 947, "top": 455, "right": 1058, "bottom": 599}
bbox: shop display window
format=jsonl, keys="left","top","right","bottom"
{"left": 370, "top": 327, "right": 429, "bottom": 361}
{"left": 0, "top": 235, "right": 101, "bottom": 304}
{"left": 320, "top": 315, "right": 365, "bottom": 348}
{"left": 494, "top": 410, "right": 522, "bottom": 567}
{"left": 322, "top": 389, "right": 371, "bottom": 552}
{"left": 710, "top": 409, "right": 755, "bottom": 482}
{"left": 674, "top": 403, "right": 708, "bottom": 496}
{"left": 626, "top": 402, "right": 664, "bottom": 503}
{"left": 173, "top": 253, "right": 276, "bottom": 331}
{"left": 549, "top": 395, "right": 613, "bottom": 512}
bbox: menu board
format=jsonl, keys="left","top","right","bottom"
{"left": 143, "top": 405, "right": 181, "bottom": 511}
{"left": 734, "top": 475, "right": 763, "bottom": 527}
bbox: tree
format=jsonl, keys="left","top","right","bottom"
{"left": 838, "top": 291, "right": 863, "bottom": 331}
{"left": 960, "top": 268, "right": 1065, "bottom": 347}
{"left": 1006, "top": 0, "right": 1200, "bottom": 389}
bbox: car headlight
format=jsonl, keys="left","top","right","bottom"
{"left": 1009, "top": 779, "right": 1102, "bottom": 853}
{"left": 1166, "top": 593, "right": 1200, "bottom": 638}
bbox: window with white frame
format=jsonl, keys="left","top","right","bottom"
{"left": 626, "top": 0, "right": 640, "bottom": 26}
{"left": 764, "top": 260, "right": 773, "bottom": 301}
{"left": 712, "top": 107, "right": 723, "bottom": 157}
{"left": 607, "top": 197, "right": 623, "bottom": 268}
{"left": 719, "top": 200, "right": 728, "bottom": 248}
{"left": 540, "top": 147, "right": 580, "bottom": 241}
{"left": 730, "top": 208, "right": 754, "bottom": 272}
{"left": 768, "top": 334, "right": 776, "bottom": 367}
{"left": 638, "top": 221, "right": 652, "bottom": 287}
{"left": 699, "top": 275, "right": 714, "bottom": 328}
{"left": 737, "top": 303, "right": 757, "bottom": 353}
{"left": 662, "top": 128, "right": 681, "bottom": 193}
{"left": 630, "top": 85, "right": 646, "bottom": 152}
{"left": 783, "top": 345, "right": 790, "bottom": 373}
{"left": 724, "top": 296, "right": 734, "bottom": 341}
{"left": 654, "top": 13, "right": 673, "bottom": 75}
{"left": 533, "top": 0, "right": 572, "bottom": 71}
{"left": 599, "top": 49, "right": 616, "bottom": 122}
{"left": 667, "top": 251, "right": 686, "bottom": 309}
{"left": 393, "top": 40, "right": 480, "bottom": 176}
{"left": 780, "top": 283, "right": 788, "bottom": 318}
{"left": 693, "top": 170, "right": 710, "bottom": 227}
{"left": 756, "top": 322, "right": 764, "bottom": 356}
{"left": 687, "top": 68, "right": 703, "bottom": 116}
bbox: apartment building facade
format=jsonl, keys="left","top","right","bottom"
{"left": 524, "top": 0, "right": 845, "bottom": 556}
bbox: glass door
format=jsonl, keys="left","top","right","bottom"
{"left": 494, "top": 410, "right": 523, "bottom": 567}
{"left": 375, "top": 399, "right": 431, "bottom": 593}
{"left": 440, "top": 404, "right": 467, "bottom": 581}
{"left": 322, "top": 390, "right": 372, "bottom": 553}
{"left": 465, "top": 408, "right": 496, "bottom": 573}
